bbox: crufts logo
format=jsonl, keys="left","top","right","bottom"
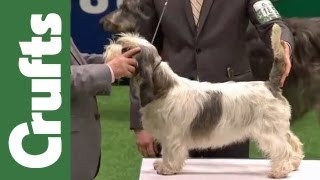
{"left": 8, "top": 13, "right": 62, "bottom": 168}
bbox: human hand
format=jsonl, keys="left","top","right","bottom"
{"left": 107, "top": 47, "right": 140, "bottom": 79}
{"left": 280, "top": 41, "right": 292, "bottom": 87}
{"left": 134, "top": 129, "right": 159, "bottom": 157}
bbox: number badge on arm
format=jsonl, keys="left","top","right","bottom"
{"left": 253, "top": 0, "right": 281, "bottom": 24}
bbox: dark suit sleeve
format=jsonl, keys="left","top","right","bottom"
{"left": 71, "top": 64, "right": 112, "bottom": 97}
{"left": 129, "top": 0, "right": 164, "bottom": 130}
{"left": 129, "top": 81, "right": 142, "bottom": 129}
{"left": 137, "top": 0, "right": 164, "bottom": 51}
{"left": 81, "top": 53, "right": 105, "bottom": 64}
{"left": 247, "top": 0, "right": 294, "bottom": 54}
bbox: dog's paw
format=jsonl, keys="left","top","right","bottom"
{"left": 291, "top": 157, "right": 303, "bottom": 171}
{"left": 291, "top": 161, "right": 301, "bottom": 171}
{"left": 153, "top": 160, "right": 177, "bottom": 175}
{"left": 153, "top": 160, "right": 162, "bottom": 170}
{"left": 268, "top": 170, "right": 289, "bottom": 179}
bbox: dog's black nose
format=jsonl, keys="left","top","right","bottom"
{"left": 122, "top": 47, "right": 131, "bottom": 53}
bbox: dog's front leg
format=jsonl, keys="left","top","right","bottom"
{"left": 154, "top": 142, "right": 188, "bottom": 175}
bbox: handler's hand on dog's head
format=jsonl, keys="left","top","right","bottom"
{"left": 107, "top": 47, "right": 140, "bottom": 79}
{"left": 280, "top": 41, "right": 292, "bottom": 87}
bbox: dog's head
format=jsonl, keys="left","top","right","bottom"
{"left": 105, "top": 33, "right": 161, "bottom": 69}
{"left": 99, "top": 0, "right": 147, "bottom": 33}
{"left": 104, "top": 33, "right": 162, "bottom": 106}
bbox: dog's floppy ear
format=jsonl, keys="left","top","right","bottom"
{"left": 134, "top": 46, "right": 155, "bottom": 107}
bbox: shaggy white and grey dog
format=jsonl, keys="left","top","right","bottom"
{"left": 104, "top": 24, "right": 304, "bottom": 178}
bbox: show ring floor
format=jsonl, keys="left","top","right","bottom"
{"left": 139, "top": 158, "right": 320, "bottom": 180}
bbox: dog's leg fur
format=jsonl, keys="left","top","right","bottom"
{"left": 153, "top": 141, "right": 188, "bottom": 175}
{"left": 253, "top": 130, "right": 294, "bottom": 178}
{"left": 286, "top": 130, "right": 304, "bottom": 171}
{"left": 253, "top": 130, "right": 303, "bottom": 178}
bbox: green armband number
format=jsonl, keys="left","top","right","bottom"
{"left": 253, "top": 0, "right": 281, "bottom": 24}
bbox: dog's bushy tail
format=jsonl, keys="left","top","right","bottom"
{"left": 269, "top": 24, "right": 286, "bottom": 88}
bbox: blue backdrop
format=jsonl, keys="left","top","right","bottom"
{"left": 71, "top": 0, "right": 121, "bottom": 54}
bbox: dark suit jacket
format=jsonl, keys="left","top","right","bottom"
{"left": 71, "top": 39, "right": 111, "bottom": 180}
{"left": 130, "top": 0, "right": 294, "bottom": 129}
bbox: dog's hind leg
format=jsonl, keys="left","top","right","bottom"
{"left": 286, "top": 130, "right": 304, "bottom": 171}
{"left": 253, "top": 130, "right": 295, "bottom": 178}
{"left": 153, "top": 141, "right": 188, "bottom": 175}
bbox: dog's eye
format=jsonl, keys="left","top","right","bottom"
{"left": 122, "top": 47, "right": 131, "bottom": 53}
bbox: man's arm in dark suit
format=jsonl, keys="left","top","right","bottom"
{"left": 247, "top": 0, "right": 294, "bottom": 54}
{"left": 130, "top": 0, "right": 164, "bottom": 130}
{"left": 71, "top": 64, "right": 112, "bottom": 97}
{"left": 137, "top": 0, "right": 164, "bottom": 50}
